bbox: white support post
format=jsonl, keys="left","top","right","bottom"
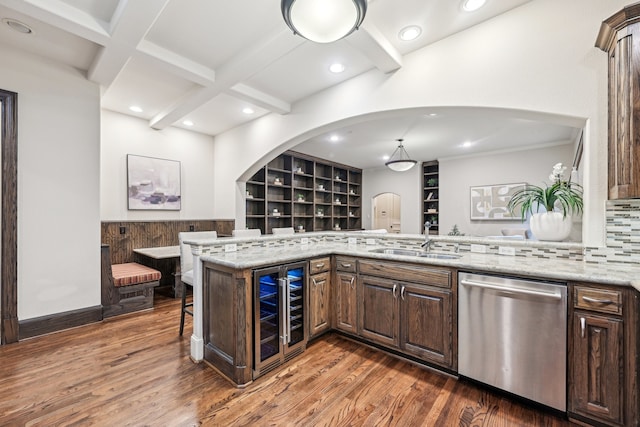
{"left": 190, "top": 244, "right": 204, "bottom": 362}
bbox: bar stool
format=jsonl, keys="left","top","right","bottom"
{"left": 178, "top": 230, "right": 217, "bottom": 336}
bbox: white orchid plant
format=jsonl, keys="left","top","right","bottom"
{"left": 507, "top": 162, "right": 583, "bottom": 220}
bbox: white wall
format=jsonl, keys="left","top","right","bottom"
{"left": 0, "top": 45, "right": 101, "bottom": 320}
{"left": 100, "top": 110, "right": 217, "bottom": 220}
{"left": 439, "top": 143, "right": 575, "bottom": 238}
{"left": 362, "top": 166, "right": 422, "bottom": 233}
{"left": 211, "top": 0, "right": 624, "bottom": 247}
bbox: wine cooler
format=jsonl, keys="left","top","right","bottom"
{"left": 253, "top": 261, "right": 307, "bottom": 377}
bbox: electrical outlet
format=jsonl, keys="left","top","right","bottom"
{"left": 300, "top": 237, "right": 309, "bottom": 245}
{"left": 366, "top": 238, "right": 376, "bottom": 245}
{"left": 189, "top": 224, "right": 195, "bottom": 231}
{"left": 470, "top": 244, "right": 487, "bottom": 254}
{"left": 224, "top": 243, "right": 237, "bottom": 253}
{"left": 499, "top": 246, "right": 516, "bottom": 256}
{"left": 119, "top": 226, "right": 126, "bottom": 235}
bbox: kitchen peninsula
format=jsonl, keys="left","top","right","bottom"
{"left": 184, "top": 231, "right": 639, "bottom": 427}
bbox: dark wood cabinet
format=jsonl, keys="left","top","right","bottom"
{"left": 422, "top": 160, "right": 439, "bottom": 234}
{"left": 400, "top": 283, "right": 452, "bottom": 367}
{"left": 570, "top": 311, "right": 623, "bottom": 425}
{"left": 359, "top": 275, "right": 399, "bottom": 347}
{"left": 334, "top": 256, "right": 358, "bottom": 334}
{"left": 309, "top": 257, "right": 331, "bottom": 338}
{"left": 596, "top": 4, "right": 640, "bottom": 199}
{"left": 568, "top": 282, "right": 638, "bottom": 427}
{"left": 357, "top": 259, "right": 454, "bottom": 369}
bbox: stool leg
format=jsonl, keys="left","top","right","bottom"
{"left": 179, "top": 280, "right": 187, "bottom": 336}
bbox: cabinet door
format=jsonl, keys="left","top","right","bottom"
{"left": 358, "top": 275, "right": 399, "bottom": 348}
{"left": 335, "top": 271, "right": 357, "bottom": 334}
{"left": 570, "top": 311, "right": 623, "bottom": 425}
{"left": 309, "top": 271, "right": 331, "bottom": 338}
{"left": 400, "top": 284, "right": 452, "bottom": 368}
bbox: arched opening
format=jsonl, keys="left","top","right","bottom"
{"left": 372, "top": 193, "right": 401, "bottom": 233}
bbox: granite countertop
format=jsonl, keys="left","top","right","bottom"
{"left": 199, "top": 242, "right": 640, "bottom": 291}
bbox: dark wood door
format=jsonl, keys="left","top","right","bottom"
{"left": 399, "top": 283, "right": 452, "bottom": 368}
{"left": 335, "top": 271, "right": 357, "bottom": 334}
{"left": 309, "top": 271, "right": 331, "bottom": 337}
{"left": 358, "top": 275, "right": 398, "bottom": 348}
{"left": 569, "top": 311, "right": 623, "bottom": 426}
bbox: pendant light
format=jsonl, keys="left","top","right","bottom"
{"left": 386, "top": 139, "right": 417, "bottom": 172}
{"left": 281, "top": 0, "right": 367, "bottom": 43}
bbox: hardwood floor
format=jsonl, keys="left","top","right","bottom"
{"left": 0, "top": 295, "right": 574, "bottom": 426}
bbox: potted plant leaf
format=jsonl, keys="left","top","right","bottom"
{"left": 507, "top": 163, "right": 583, "bottom": 241}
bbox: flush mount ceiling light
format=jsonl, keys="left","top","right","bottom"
{"left": 281, "top": 0, "right": 367, "bottom": 43}
{"left": 399, "top": 25, "right": 421, "bottom": 41}
{"left": 3, "top": 18, "right": 33, "bottom": 34}
{"left": 462, "top": 0, "right": 487, "bottom": 12}
{"left": 385, "top": 139, "right": 417, "bottom": 172}
{"left": 329, "top": 63, "right": 345, "bottom": 73}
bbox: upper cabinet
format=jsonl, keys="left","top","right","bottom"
{"left": 246, "top": 151, "right": 362, "bottom": 234}
{"left": 596, "top": 3, "right": 640, "bottom": 199}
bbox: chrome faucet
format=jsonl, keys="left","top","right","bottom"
{"left": 421, "top": 221, "right": 433, "bottom": 252}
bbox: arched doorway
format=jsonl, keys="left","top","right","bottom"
{"left": 1, "top": 89, "right": 18, "bottom": 344}
{"left": 372, "top": 192, "right": 401, "bottom": 233}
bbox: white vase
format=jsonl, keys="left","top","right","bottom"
{"left": 530, "top": 212, "right": 572, "bottom": 241}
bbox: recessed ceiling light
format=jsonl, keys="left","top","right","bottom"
{"left": 329, "top": 134, "right": 340, "bottom": 142}
{"left": 183, "top": 120, "right": 194, "bottom": 126}
{"left": 427, "top": 113, "right": 438, "bottom": 117}
{"left": 462, "top": 0, "right": 486, "bottom": 12}
{"left": 3, "top": 18, "right": 33, "bottom": 34}
{"left": 399, "top": 25, "right": 421, "bottom": 41}
{"left": 242, "top": 107, "right": 254, "bottom": 114}
{"left": 382, "top": 155, "right": 390, "bottom": 161}
{"left": 129, "top": 105, "right": 143, "bottom": 113}
{"left": 329, "top": 63, "right": 345, "bottom": 73}
{"left": 463, "top": 141, "right": 472, "bottom": 148}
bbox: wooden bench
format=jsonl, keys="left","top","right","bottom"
{"left": 101, "top": 244, "right": 161, "bottom": 318}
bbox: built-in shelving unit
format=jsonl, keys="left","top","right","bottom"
{"left": 246, "top": 151, "right": 362, "bottom": 234}
{"left": 422, "top": 161, "right": 439, "bottom": 235}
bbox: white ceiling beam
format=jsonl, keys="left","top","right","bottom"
{"left": 227, "top": 83, "right": 291, "bottom": 115}
{"left": 136, "top": 40, "right": 216, "bottom": 87}
{"left": 88, "top": 0, "right": 171, "bottom": 86}
{"left": 346, "top": 22, "right": 403, "bottom": 73}
{"left": 0, "top": 0, "right": 110, "bottom": 44}
{"left": 150, "top": 28, "right": 305, "bottom": 130}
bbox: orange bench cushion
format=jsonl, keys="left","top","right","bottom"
{"left": 112, "top": 263, "right": 161, "bottom": 287}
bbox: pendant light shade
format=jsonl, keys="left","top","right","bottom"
{"left": 281, "top": 0, "right": 367, "bottom": 43}
{"left": 386, "top": 139, "right": 417, "bottom": 172}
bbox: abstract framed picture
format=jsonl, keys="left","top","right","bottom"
{"left": 470, "top": 183, "right": 525, "bottom": 220}
{"left": 127, "top": 154, "right": 181, "bottom": 210}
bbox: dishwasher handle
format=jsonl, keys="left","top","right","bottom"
{"left": 460, "top": 279, "right": 562, "bottom": 300}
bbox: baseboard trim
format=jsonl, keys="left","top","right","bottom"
{"left": 18, "top": 305, "right": 103, "bottom": 340}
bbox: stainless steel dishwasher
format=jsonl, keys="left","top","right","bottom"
{"left": 458, "top": 272, "right": 567, "bottom": 411}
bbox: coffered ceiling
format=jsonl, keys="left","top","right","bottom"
{"left": 0, "top": 0, "right": 580, "bottom": 168}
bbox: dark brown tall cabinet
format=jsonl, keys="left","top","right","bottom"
{"left": 596, "top": 3, "right": 640, "bottom": 199}
{"left": 246, "top": 151, "right": 362, "bottom": 234}
{"left": 422, "top": 161, "right": 439, "bottom": 234}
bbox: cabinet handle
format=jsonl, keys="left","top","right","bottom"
{"left": 582, "top": 296, "right": 614, "bottom": 305}
{"left": 401, "top": 285, "right": 406, "bottom": 301}
{"left": 580, "top": 317, "right": 586, "bottom": 338}
{"left": 349, "top": 277, "right": 355, "bottom": 289}
{"left": 311, "top": 278, "right": 318, "bottom": 287}
{"left": 393, "top": 284, "right": 397, "bottom": 299}
{"left": 341, "top": 263, "right": 352, "bottom": 268}
{"left": 315, "top": 263, "right": 325, "bottom": 268}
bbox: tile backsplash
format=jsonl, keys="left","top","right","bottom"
{"left": 585, "top": 199, "right": 640, "bottom": 264}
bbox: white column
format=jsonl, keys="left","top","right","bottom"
{"left": 190, "top": 244, "right": 204, "bottom": 362}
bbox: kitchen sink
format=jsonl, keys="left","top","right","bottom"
{"left": 368, "top": 248, "right": 460, "bottom": 259}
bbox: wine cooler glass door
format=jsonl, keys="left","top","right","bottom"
{"left": 286, "top": 266, "right": 305, "bottom": 347}
{"left": 256, "top": 270, "right": 281, "bottom": 363}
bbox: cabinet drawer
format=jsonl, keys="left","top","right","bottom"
{"left": 574, "top": 286, "right": 622, "bottom": 315}
{"left": 309, "top": 257, "right": 331, "bottom": 274}
{"left": 359, "top": 259, "right": 451, "bottom": 288}
{"left": 335, "top": 256, "right": 357, "bottom": 273}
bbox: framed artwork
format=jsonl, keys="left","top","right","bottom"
{"left": 470, "top": 183, "right": 525, "bottom": 220}
{"left": 127, "top": 154, "right": 181, "bottom": 210}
